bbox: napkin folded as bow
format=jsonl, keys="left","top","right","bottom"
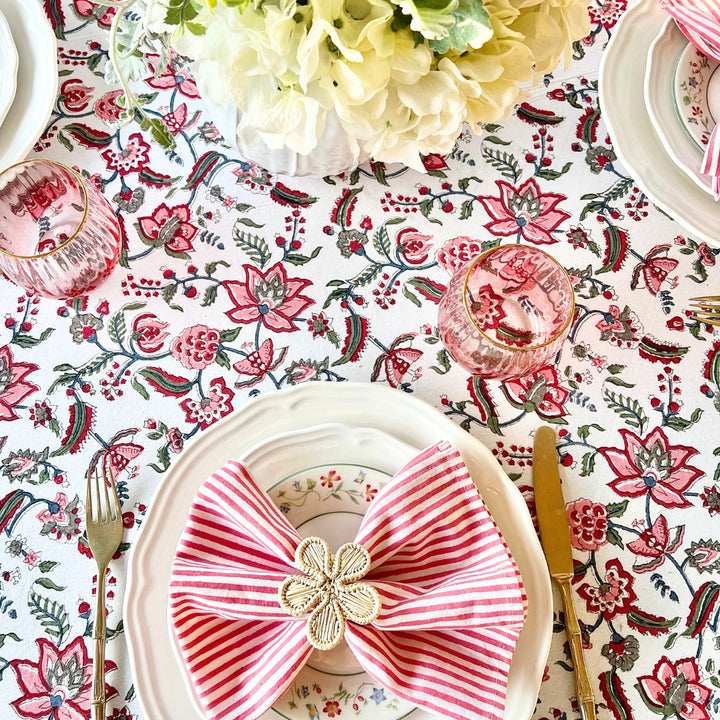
{"left": 169, "top": 441, "right": 527, "bottom": 720}
{"left": 660, "top": 0, "right": 720, "bottom": 199}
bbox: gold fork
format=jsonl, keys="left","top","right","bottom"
{"left": 689, "top": 296, "right": 720, "bottom": 327}
{"left": 86, "top": 460, "right": 124, "bottom": 720}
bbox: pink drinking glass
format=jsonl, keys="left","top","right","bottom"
{"left": 437, "top": 244, "right": 575, "bottom": 379}
{"left": 0, "top": 159, "right": 122, "bottom": 299}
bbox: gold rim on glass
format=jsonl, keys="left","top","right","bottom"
{"left": 460, "top": 244, "right": 576, "bottom": 353}
{"left": 0, "top": 158, "right": 90, "bottom": 260}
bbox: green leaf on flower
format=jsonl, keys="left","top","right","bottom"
{"left": 606, "top": 527, "right": 624, "bottom": 548}
{"left": 605, "top": 500, "right": 628, "bottom": 518}
{"left": 0, "top": 633, "right": 20, "bottom": 651}
{"left": 392, "top": 0, "right": 457, "bottom": 41}
{"left": 664, "top": 408, "right": 703, "bottom": 432}
{"left": 28, "top": 592, "right": 69, "bottom": 644}
{"left": 233, "top": 226, "right": 270, "bottom": 268}
{"left": 481, "top": 147, "right": 520, "bottom": 182}
{"left": 426, "top": 0, "right": 491, "bottom": 52}
{"left": 34, "top": 578, "right": 66, "bottom": 592}
{"left": 603, "top": 389, "right": 647, "bottom": 433}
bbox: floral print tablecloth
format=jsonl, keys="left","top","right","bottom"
{"left": 1, "top": 1, "right": 719, "bottom": 720}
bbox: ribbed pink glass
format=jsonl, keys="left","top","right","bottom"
{"left": 0, "top": 159, "right": 121, "bottom": 299}
{"left": 437, "top": 245, "right": 575, "bottom": 379}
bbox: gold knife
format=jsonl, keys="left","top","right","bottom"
{"left": 534, "top": 426, "right": 596, "bottom": 720}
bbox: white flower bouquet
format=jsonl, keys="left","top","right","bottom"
{"left": 106, "top": 0, "right": 590, "bottom": 171}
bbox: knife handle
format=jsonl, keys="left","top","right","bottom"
{"left": 556, "top": 575, "right": 596, "bottom": 720}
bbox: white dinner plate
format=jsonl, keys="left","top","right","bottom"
{"left": 125, "top": 383, "right": 552, "bottom": 720}
{"left": 672, "top": 38, "right": 720, "bottom": 154}
{"left": 600, "top": 0, "right": 720, "bottom": 245}
{"left": 0, "top": 0, "right": 57, "bottom": 171}
{"left": 0, "top": 9, "right": 18, "bottom": 129}
{"left": 646, "top": 19, "right": 714, "bottom": 195}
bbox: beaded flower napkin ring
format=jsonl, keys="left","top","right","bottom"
{"left": 279, "top": 537, "right": 381, "bottom": 650}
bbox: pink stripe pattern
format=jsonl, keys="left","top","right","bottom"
{"left": 169, "top": 441, "right": 527, "bottom": 720}
{"left": 659, "top": 0, "right": 720, "bottom": 199}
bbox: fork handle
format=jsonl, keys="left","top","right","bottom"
{"left": 91, "top": 568, "right": 107, "bottom": 720}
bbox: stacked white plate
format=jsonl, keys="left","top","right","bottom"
{"left": 124, "top": 383, "right": 553, "bottom": 720}
{"left": 600, "top": 0, "right": 720, "bottom": 245}
{"left": 0, "top": 0, "right": 57, "bottom": 171}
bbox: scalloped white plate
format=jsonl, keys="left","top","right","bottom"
{"left": 646, "top": 19, "right": 713, "bottom": 195}
{"left": 600, "top": 0, "right": 720, "bottom": 244}
{"left": 0, "top": 0, "right": 57, "bottom": 170}
{"left": 0, "top": 9, "right": 18, "bottom": 130}
{"left": 125, "top": 383, "right": 552, "bottom": 720}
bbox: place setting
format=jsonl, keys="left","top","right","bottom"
{"left": 1, "top": 2, "right": 720, "bottom": 720}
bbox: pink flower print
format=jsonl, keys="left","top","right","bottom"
{"left": 637, "top": 657, "right": 711, "bottom": 720}
{"left": 0, "top": 345, "right": 39, "bottom": 421}
{"left": 133, "top": 313, "right": 171, "bottom": 354}
{"left": 396, "top": 228, "right": 433, "bottom": 265}
{"left": 566, "top": 499, "right": 608, "bottom": 551}
{"left": 497, "top": 251, "right": 539, "bottom": 291}
{"left": 163, "top": 103, "right": 196, "bottom": 135}
{"left": 321, "top": 470, "right": 341, "bottom": 488}
{"left": 146, "top": 59, "right": 200, "bottom": 98}
{"left": 598, "top": 428, "right": 703, "bottom": 508}
{"left": 36, "top": 492, "right": 70, "bottom": 525}
{"left": 588, "top": 0, "right": 627, "bottom": 28}
{"left": 73, "top": 0, "right": 116, "bottom": 26}
{"left": 171, "top": 325, "right": 222, "bottom": 370}
{"left": 627, "top": 515, "right": 685, "bottom": 573}
{"left": 93, "top": 90, "right": 125, "bottom": 123}
{"left": 577, "top": 559, "right": 637, "bottom": 619}
{"left": 59, "top": 78, "right": 93, "bottom": 113}
{"left": 631, "top": 245, "right": 679, "bottom": 295}
{"left": 223, "top": 262, "right": 314, "bottom": 332}
{"left": 436, "top": 236, "right": 484, "bottom": 273}
{"left": 502, "top": 366, "right": 570, "bottom": 420}
{"left": 101, "top": 133, "right": 150, "bottom": 176}
{"left": 9, "top": 636, "right": 117, "bottom": 720}
{"left": 382, "top": 346, "right": 423, "bottom": 388}
{"left": 477, "top": 178, "right": 570, "bottom": 244}
{"left": 180, "top": 378, "right": 234, "bottom": 430}
{"left": 137, "top": 203, "right": 198, "bottom": 254}
{"left": 232, "top": 338, "right": 287, "bottom": 388}
{"left": 467, "top": 284, "right": 506, "bottom": 331}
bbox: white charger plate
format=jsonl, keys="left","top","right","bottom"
{"left": 0, "top": 8, "right": 18, "bottom": 129}
{"left": 125, "top": 383, "right": 552, "bottom": 720}
{"left": 600, "top": 0, "right": 720, "bottom": 245}
{"left": 0, "top": 0, "right": 57, "bottom": 171}
{"left": 646, "top": 19, "right": 714, "bottom": 195}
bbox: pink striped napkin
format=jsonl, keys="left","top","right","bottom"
{"left": 169, "top": 441, "right": 527, "bottom": 720}
{"left": 659, "top": 0, "right": 720, "bottom": 199}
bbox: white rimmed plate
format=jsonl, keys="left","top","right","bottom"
{"left": 646, "top": 19, "right": 713, "bottom": 195}
{"left": 125, "top": 383, "right": 552, "bottom": 720}
{"left": 673, "top": 39, "right": 720, "bottom": 153}
{"left": 600, "top": 0, "right": 720, "bottom": 245}
{"left": 0, "top": 9, "right": 18, "bottom": 129}
{"left": 0, "top": 0, "right": 57, "bottom": 170}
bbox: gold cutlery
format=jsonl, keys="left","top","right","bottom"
{"left": 689, "top": 296, "right": 720, "bottom": 327}
{"left": 86, "top": 461, "right": 124, "bottom": 720}
{"left": 534, "top": 426, "right": 596, "bottom": 720}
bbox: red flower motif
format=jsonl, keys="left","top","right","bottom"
{"left": 577, "top": 559, "right": 637, "bottom": 619}
{"left": 0, "top": 345, "right": 39, "bottom": 421}
{"left": 162, "top": 104, "right": 196, "bottom": 135}
{"left": 323, "top": 700, "right": 342, "bottom": 717}
{"left": 180, "top": 378, "right": 234, "bottom": 430}
{"left": 59, "top": 79, "right": 93, "bottom": 113}
{"left": 421, "top": 153, "right": 448, "bottom": 171}
{"left": 223, "top": 262, "right": 314, "bottom": 333}
{"left": 467, "top": 284, "right": 506, "bottom": 331}
{"left": 73, "top": 0, "right": 116, "bottom": 26}
{"left": 170, "top": 325, "right": 222, "bottom": 370}
{"left": 501, "top": 365, "right": 569, "bottom": 420}
{"left": 637, "top": 657, "right": 711, "bottom": 720}
{"left": 598, "top": 428, "right": 703, "bottom": 508}
{"left": 101, "top": 133, "right": 151, "bottom": 176}
{"left": 232, "top": 338, "right": 287, "bottom": 388}
{"left": 697, "top": 242, "right": 716, "bottom": 265}
{"left": 396, "top": 227, "right": 433, "bottom": 265}
{"left": 133, "top": 313, "right": 170, "bottom": 354}
{"left": 168, "top": 427, "right": 184, "bottom": 453}
{"left": 93, "top": 90, "right": 125, "bottom": 123}
{"left": 566, "top": 499, "right": 608, "bottom": 551}
{"left": 100, "top": 440, "right": 144, "bottom": 483}
{"left": 436, "top": 236, "right": 484, "bottom": 273}
{"left": 477, "top": 178, "right": 570, "bottom": 244}
{"left": 9, "top": 636, "right": 117, "bottom": 720}
{"left": 137, "top": 203, "right": 198, "bottom": 254}
{"left": 631, "top": 245, "right": 679, "bottom": 295}
{"left": 627, "top": 515, "right": 685, "bottom": 573}
{"left": 383, "top": 347, "right": 423, "bottom": 388}
{"left": 589, "top": 0, "right": 627, "bottom": 28}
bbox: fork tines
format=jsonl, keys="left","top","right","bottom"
{"left": 689, "top": 297, "right": 720, "bottom": 327}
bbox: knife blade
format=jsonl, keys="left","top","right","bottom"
{"left": 534, "top": 426, "right": 596, "bottom": 720}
